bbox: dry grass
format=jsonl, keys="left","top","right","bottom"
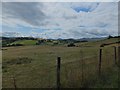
{"left": 2, "top": 40, "right": 119, "bottom": 88}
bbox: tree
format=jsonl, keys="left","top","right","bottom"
{"left": 67, "top": 43, "right": 75, "bottom": 47}
{"left": 108, "top": 35, "right": 113, "bottom": 39}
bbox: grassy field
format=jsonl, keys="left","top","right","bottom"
{"left": 2, "top": 38, "right": 120, "bottom": 88}
{"left": 10, "top": 40, "right": 37, "bottom": 45}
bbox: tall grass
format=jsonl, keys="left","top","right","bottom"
{"left": 2, "top": 45, "right": 119, "bottom": 88}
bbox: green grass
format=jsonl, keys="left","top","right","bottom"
{"left": 2, "top": 38, "right": 120, "bottom": 88}
{"left": 11, "top": 40, "right": 37, "bottom": 45}
{"left": 76, "top": 38, "right": 119, "bottom": 47}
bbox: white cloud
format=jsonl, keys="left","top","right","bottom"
{"left": 1, "top": 0, "right": 120, "bottom": 2}
{"left": 2, "top": 32, "right": 24, "bottom": 37}
{"left": 1, "top": 2, "right": 118, "bottom": 38}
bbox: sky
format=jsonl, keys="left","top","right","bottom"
{"left": 0, "top": 1, "right": 118, "bottom": 39}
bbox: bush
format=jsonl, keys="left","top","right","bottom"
{"left": 53, "top": 41, "right": 59, "bottom": 45}
{"left": 36, "top": 40, "right": 45, "bottom": 45}
{"left": 108, "top": 35, "right": 113, "bottom": 39}
{"left": 67, "top": 43, "right": 75, "bottom": 47}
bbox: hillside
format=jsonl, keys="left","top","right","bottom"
{"left": 11, "top": 40, "right": 37, "bottom": 45}
{"left": 77, "top": 37, "right": 120, "bottom": 47}
{"left": 2, "top": 36, "right": 120, "bottom": 47}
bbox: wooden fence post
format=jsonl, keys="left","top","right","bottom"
{"left": 13, "top": 76, "right": 17, "bottom": 90}
{"left": 118, "top": 46, "right": 120, "bottom": 88}
{"left": 114, "top": 46, "right": 117, "bottom": 65}
{"left": 99, "top": 48, "right": 102, "bottom": 75}
{"left": 57, "top": 57, "right": 61, "bottom": 90}
{"left": 118, "top": 46, "right": 120, "bottom": 67}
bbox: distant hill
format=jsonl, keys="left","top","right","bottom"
{"left": 78, "top": 37, "right": 107, "bottom": 41}
{"left": 77, "top": 36, "right": 120, "bottom": 47}
{"left": 1, "top": 36, "right": 120, "bottom": 47}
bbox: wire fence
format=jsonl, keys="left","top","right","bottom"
{"left": 2, "top": 46, "right": 119, "bottom": 88}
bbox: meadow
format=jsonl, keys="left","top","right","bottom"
{"left": 2, "top": 37, "right": 120, "bottom": 88}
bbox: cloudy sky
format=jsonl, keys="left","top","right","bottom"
{"left": 0, "top": 2, "right": 118, "bottom": 39}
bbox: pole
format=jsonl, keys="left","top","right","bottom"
{"left": 57, "top": 57, "right": 61, "bottom": 90}
{"left": 114, "top": 46, "right": 117, "bottom": 65}
{"left": 13, "top": 76, "right": 17, "bottom": 90}
{"left": 99, "top": 49, "right": 102, "bottom": 75}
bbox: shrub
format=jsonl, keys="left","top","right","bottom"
{"left": 67, "top": 43, "right": 75, "bottom": 47}
{"left": 53, "top": 41, "right": 59, "bottom": 45}
{"left": 108, "top": 35, "right": 113, "bottom": 39}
